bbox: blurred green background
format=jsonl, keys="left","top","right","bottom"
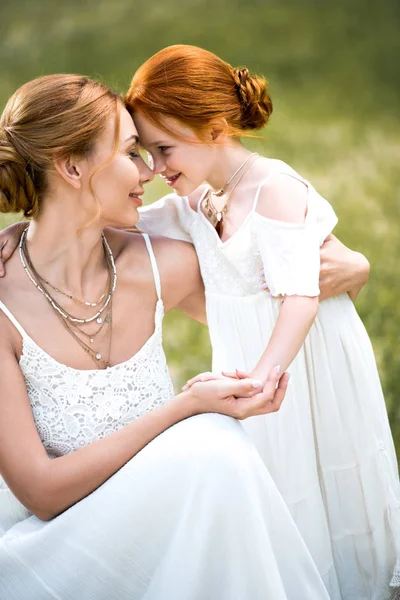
{"left": 1, "top": 0, "right": 399, "bottom": 455}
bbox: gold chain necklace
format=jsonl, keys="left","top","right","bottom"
{"left": 203, "top": 153, "right": 259, "bottom": 235}
{"left": 19, "top": 230, "right": 116, "bottom": 325}
{"left": 57, "top": 299, "right": 113, "bottom": 368}
{"left": 19, "top": 230, "right": 115, "bottom": 368}
{"left": 42, "top": 277, "right": 108, "bottom": 307}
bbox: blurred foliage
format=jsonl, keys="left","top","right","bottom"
{"left": 1, "top": 0, "right": 400, "bottom": 454}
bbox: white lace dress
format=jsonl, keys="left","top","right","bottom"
{"left": 0, "top": 234, "right": 329, "bottom": 600}
{"left": 138, "top": 161, "right": 400, "bottom": 600}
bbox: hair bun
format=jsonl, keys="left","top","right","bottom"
{"left": 0, "top": 132, "right": 38, "bottom": 217}
{"left": 232, "top": 67, "right": 273, "bottom": 130}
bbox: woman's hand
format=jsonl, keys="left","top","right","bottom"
{"left": 0, "top": 221, "right": 27, "bottom": 276}
{"left": 183, "top": 369, "right": 251, "bottom": 389}
{"left": 319, "top": 234, "right": 370, "bottom": 301}
{"left": 185, "top": 366, "right": 289, "bottom": 420}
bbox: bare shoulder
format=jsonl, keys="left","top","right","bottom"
{"left": 256, "top": 172, "right": 309, "bottom": 224}
{"left": 187, "top": 185, "right": 208, "bottom": 212}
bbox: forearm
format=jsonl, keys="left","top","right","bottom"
{"left": 34, "top": 392, "right": 196, "bottom": 520}
{"left": 252, "top": 296, "right": 319, "bottom": 381}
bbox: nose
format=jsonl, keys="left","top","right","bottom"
{"left": 152, "top": 155, "right": 167, "bottom": 175}
{"left": 139, "top": 160, "right": 154, "bottom": 185}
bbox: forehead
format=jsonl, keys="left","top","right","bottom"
{"left": 96, "top": 106, "right": 138, "bottom": 152}
{"left": 119, "top": 107, "right": 138, "bottom": 140}
{"left": 133, "top": 112, "right": 196, "bottom": 147}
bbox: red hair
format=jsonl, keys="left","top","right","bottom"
{"left": 125, "top": 45, "right": 272, "bottom": 142}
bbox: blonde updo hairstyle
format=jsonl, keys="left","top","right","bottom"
{"left": 0, "top": 75, "right": 121, "bottom": 218}
{"left": 126, "top": 45, "right": 273, "bottom": 142}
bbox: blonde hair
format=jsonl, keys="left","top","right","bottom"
{"left": 0, "top": 74, "right": 121, "bottom": 218}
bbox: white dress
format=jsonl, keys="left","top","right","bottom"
{"left": 138, "top": 161, "right": 400, "bottom": 600}
{"left": 0, "top": 234, "right": 329, "bottom": 600}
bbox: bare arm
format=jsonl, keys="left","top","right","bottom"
{"left": 0, "top": 325, "right": 287, "bottom": 522}
{"left": 150, "top": 236, "right": 207, "bottom": 324}
{"left": 252, "top": 176, "right": 319, "bottom": 381}
{"left": 0, "top": 333, "right": 198, "bottom": 521}
{"left": 251, "top": 295, "right": 318, "bottom": 381}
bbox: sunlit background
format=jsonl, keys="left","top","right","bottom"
{"left": 1, "top": 0, "right": 399, "bottom": 455}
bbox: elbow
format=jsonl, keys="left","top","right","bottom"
{"left": 31, "top": 507, "right": 57, "bottom": 522}
{"left": 311, "top": 295, "right": 319, "bottom": 315}
{"left": 306, "top": 295, "right": 319, "bottom": 324}
{"left": 24, "top": 488, "right": 60, "bottom": 521}
{"left": 360, "top": 253, "right": 370, "bottom": 284}
{"left": 27, "top": 491, "right": 63, "bottom": 521}
{"left": 21, "top": 468, "right": 63, "bottom": 522}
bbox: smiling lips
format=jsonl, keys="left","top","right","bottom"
{"left": 165, "top": 173, "right": 181, "bottom": 186}
{"left": 129, "top": 192, "right": 143, "bottom": 207}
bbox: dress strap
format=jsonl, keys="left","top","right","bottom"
{"left": 142, "top": 234, "right": 162, "bottom": 301}
{"left": 252, "top": 175, "right": 274, "bottom": 212}
{"left": 0, "top": 300, "right": 29, "bottom": 339}
{"left": 252, "top": 170, "right": 309, "bottom": 213}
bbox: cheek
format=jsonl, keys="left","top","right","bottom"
{"left": 184, "top": 150, "right": 210, "bottom": 177}
{"left": 110, "top": 159, "right": 140, "bottom": 191}
{"left": 90, "top": 160, "right": 138, "bottom": 203}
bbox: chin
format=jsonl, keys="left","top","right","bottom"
{"left": 108, "top": 209, "right": 140, "bottom": 230}
{"left": 174, "top": 180, "right": 201, "bottom": 197}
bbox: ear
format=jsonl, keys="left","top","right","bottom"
{"left": 54, "top": 156, "right": 83, "bottom": 189}
{"left": 209, "top": 118, "right": 229, "bottom": 143}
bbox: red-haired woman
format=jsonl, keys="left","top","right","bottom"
{"left": 123, "top": 45, "right": 399, "bottom": 600}
{"left": 0, "top": 74, "right": 331, "bottom": 599}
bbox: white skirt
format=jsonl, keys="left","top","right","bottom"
{"left": 0, "top": 414, "right": 328, "bottom": 600}
{"left": 207, "top": 291, "right": 400, "bottom": 599}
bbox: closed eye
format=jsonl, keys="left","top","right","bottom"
{"left": 158, "top": 146, "right": 171, "bottom": 153}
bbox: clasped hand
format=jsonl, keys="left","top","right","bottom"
{"left": 184, "top": 366, "right": 289, "bottom": 420}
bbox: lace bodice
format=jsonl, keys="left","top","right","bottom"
{"left": 0, "top": 235, "right": 174, "bottom": 463}
{"left": 189, "top": 209, "right": 265, "bottom": 296}
{"left": 17, "top": 300, "right": 173, "bottom": 459}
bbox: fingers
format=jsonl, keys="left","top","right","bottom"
{"left": 183, "top": 369, "right": 251, "bottom": 391}
{"left": 221, "top": 378, "right": 263, "bottom": 398}
{"left": 0, "top": 239, "right": 17, "bottom": 277}
{"left": 235, "top": 368, "right": 290, "bottom": 418}
{"left": 221, "top": 369, "right": 251, "bottom": 380}
{"left": 269, "top": 371, "right": 290, "bottom": 411}
{"left": 182, "top": 372, "right": 219, "bottom": 391}
{"left": 0, "top": 243, "right": 7, "bottom": 277}
{"left": 259, "top": 268, "right": 271, "bottom": 292}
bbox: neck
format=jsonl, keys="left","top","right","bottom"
{"left": 206, "top": 143, "right": 255, "bottom": 191}
{"left": 24, "top": 194, "right": 107, "bottom": 299}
